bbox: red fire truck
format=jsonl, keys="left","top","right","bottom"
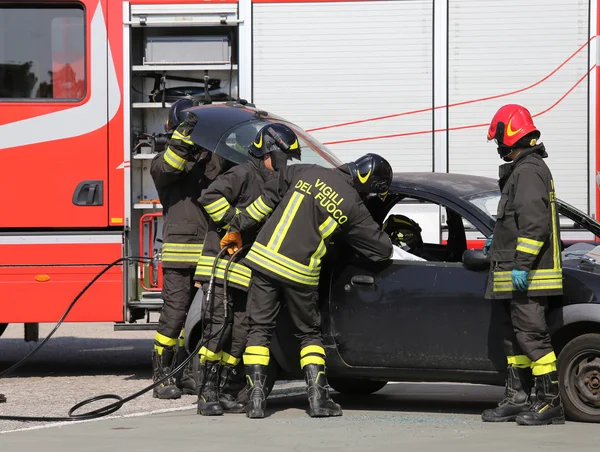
{"left": 1, "top": 0, "right": 599, "bottom": 340}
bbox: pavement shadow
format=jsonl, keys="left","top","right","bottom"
{"left": 263, "top": 382, "right": 505, "bottom": 417}
{"left": 0, "top": 337, "right": 154, "bottom": 378}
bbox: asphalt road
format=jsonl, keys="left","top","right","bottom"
{"left": 1, "top": 322, "right": 598, "bottom": 451}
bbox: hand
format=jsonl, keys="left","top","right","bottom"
{"left": 220, "top": 232, "right": 242, "bottom": 255}
{"left": 483, "top": 234, "right": 493, "bottom": 256}
{"left": 512, "top": 269, "right": 529, "bottom": 292}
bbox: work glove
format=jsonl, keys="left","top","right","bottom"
{"left": 483, "top": 234, "right": 493, "bottom": 256}
{"left": 512, "top": 269, "right": 529, "bottom": 292}
{"left": 220, "top": 232, "right": 242, "bottom": 255}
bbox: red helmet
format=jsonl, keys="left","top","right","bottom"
{"left": 487, "top": 104, "right": 540, "bottom": 148}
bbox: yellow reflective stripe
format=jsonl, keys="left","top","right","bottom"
{"left": 164, "top": 148, "right": 186, "bottom": 171}
{"left": 517, "top": 237, "right": 544, "bottom": 247}
{"left": 154, "top": 344, "right": 165, "bottom": 355}
{"left": 516, "top": 245, "right": 541, "bottom": 255}
{"left": 532, "top": 362, "right": 557, "bottom": 376}
{"left": 550, "top": 181, "right": 561, "bottom": 271}
{"left": 494, "top": 270, "right": 562, "bottom": 282}
{"left": 493, "top": 279, "right": 563, "bottom": 292}
{"left": 194, "top": 256, "right": 252, "bottom": 287}
{"left": 209, "top": 206, "right": 229, "bottom": 223}
{"left": 221, "top": 352, "right": 240, "bottom": 366}
{"left": 246, "top": 346, "right": 269, "bottom": 356}
{"left": 300, "top": 345, "right": 325, "bottom": 357}
{"left": 267, "top": 192, "right": 304, "bottom": 252}
{"left": 300, "top": 355, "right": 325, "bottom": 368}
{"left": 243, "top": 354, "right": 270, "bottom": 366}
{"left": 507, "top": 355, "right": 531, "bottom": 368}
{"left": 154, "top": 332, "right": 177, "bottom": 347}
{"left": 246, "top": 203, "right": 264, "bottom": 222}
{"left": 162, "top": 243, "right": 203, "bottom": 262}
{"left": 254, "top": 243, "right": 319, "bottom": 276}
{"left": 243, "top": 345, "right": 270, "bottom": 366}
{"left": 246, "top": 251, "right": 319, "bottom": 286}
{"left": 309, "top": 217, "right": 338, "bottom": 270}
{"left": 204, "top": 197, "right": 230, "bottom": 215}
{"left": 534, "top": 351, "right": 557, "bottom": 365}
{"left": 255, "top": 196, "right": 273, "bottom": 215}
{"left": 172, "top": 130, "right": 193, "bottom": 145}
{"left": 199, "top": 347, "right": 222, "bottom": 362}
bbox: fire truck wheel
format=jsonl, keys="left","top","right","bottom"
{"left": 0, "top": 323, "right": 8, "bottom": 338}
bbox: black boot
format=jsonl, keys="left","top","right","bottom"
{"left": 516, "top": 372, "right": 565, "bottom": 425}
{"left": 174, "top": 346, "right": 198, "bottom": 395}
{"left": 152, "top": 348, "right": 182, "bottom": 400}
{"left": 304, "top": 364, "right": 343, "bottom": 418}
{"left": 245, "top": 364, "right": 268, "bottom": 419}
{"left": 482, "top": 366, "right": 531, "bottom": 422}
{"left": 197, "top": 361, "right": 224, "bottom": 416}
{"left": 0, "top": 393, "right": 6, "bottom": 403}
{"left": 219, "top": 363, "right": 246, "bottom": 413}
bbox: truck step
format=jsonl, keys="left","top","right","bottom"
{"left": 114, "top": 322, "right": 159, "bottom": 331}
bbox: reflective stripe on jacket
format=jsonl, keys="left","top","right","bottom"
{"left": 195, "top": 156, "right": 274, "bottom": 290}
{"left": 229, "top": 164, "right": 393, "bottom": 287}
{"left": 486, "top": 145, "right": 563, "bottom": 299}
{"left": 150, "top": 117, "right": 228, "bottom": 269}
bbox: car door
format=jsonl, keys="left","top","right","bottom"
{"left": 328, "top": 194, "right": 507, "bottom": 372}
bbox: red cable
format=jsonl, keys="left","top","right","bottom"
{"left": 308, "top": 37, "right": 595, "bottom": 133}
{"left": 323, "top": 66, "right": 595, "bottom": 146}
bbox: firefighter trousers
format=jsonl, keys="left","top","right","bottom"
{"left": 201, "top": 283, "right": 248, "bottom": 361}
{"left": 157, "top": 268, "right": 197, "bottom": 340}
{"left": 500, "top": 295, "right": 554, "bottom": 363}
{"left": 245, "top": 271, "right": 322, "bottom": 350}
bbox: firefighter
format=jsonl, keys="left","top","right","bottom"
{"left": 150, "top": 98, "right": 229, "bottom": 399}
{"left": 221, "top": 152, "right": 394, "bottom": 419}
{"left": 193, "top": 124, "right": 301, "bottom": 416}
{"left": 481, "top": 104, "right": 565, "bottom": 426}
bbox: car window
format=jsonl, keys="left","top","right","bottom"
{"left": 217, "top": 119, "right": 342, "bottom": 168}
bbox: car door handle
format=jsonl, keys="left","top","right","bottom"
{"left": 351, "top": 275, "right": 375, "bottom": 286}
{"left": 72, "top": 180, "right": 104, "bottom": 206}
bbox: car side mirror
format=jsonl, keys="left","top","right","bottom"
{"left": 463, "top": 249, "right": 491, "bottom": 271}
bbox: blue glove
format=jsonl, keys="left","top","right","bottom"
{"left": 512, "top": 269, "right": 529, "bottom": 292}
{"left": 483, "top": 234, "right": 493, "bottom": 256}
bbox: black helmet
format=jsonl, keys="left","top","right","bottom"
{"left": 383, "top": 214, "right": 423, "bottom": 252}
{"left": 248, "top": 124, "right": 302, "bottom": 160}
{"left": 348, "top": 153, "right": 393, "bottom": 195}
{"left": 165, "top": 98, "right": 195, "bottom": 132}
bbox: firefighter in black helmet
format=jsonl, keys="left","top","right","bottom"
{"left": 481, "top": 104, "right": 564, "bottom": 426}
{"left": 150, "top": 98, "right": 229, "bottom": 400}
{"left": 193, "top": 123, "right": 301, "bottom": 416}
{"left": 221, "top": 152, "right": 394, "bottom": 419}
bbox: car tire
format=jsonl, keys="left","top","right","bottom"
{"left": 0, "top": 323, "right": 8, "bottom": 338}
{"left": 558, "top": 333, "right": 600, "bottom": 423}
{"left": 328, "top": 377, "right": 387, "bottom": 395}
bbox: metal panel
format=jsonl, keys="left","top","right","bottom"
{"left": 252, "top": 0, "right": 433, "bottom": 171}
{"left": 448, "top": 0, "right": 591, "bottom": 211}
{"left": 129, "top": 3, "right": 239, "bottom": 26}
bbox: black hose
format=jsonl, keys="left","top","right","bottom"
{"left": 0, "top": 254, "right": 229, "bottom": 422}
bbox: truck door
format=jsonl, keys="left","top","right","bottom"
{"left": 0, "top": 0, "right": 112, "bottom": 228}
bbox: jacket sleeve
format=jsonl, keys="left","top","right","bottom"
{"left": 512, "top": 167, "right": 551, "bottom": 271}
{"left": 150, "top": 119, "right": 209, "bottom": 189}
{"left": 199, "top": 168, "right": 247, "bottom": 227}
{"left": 228, "top": 166, "right": 297, "bottom": 233}
{"left": 344, "top": 203, "right": 393, "bottom": 261}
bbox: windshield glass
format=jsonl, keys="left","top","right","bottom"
{"left": 215, "top": 119, "right": 343, "bottom": 167}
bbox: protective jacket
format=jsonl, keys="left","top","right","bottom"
{"left": 195, "top": 155, "right": 276, "bottom": 290}
{"left": 229, "top": 163, "right": 393, "bottom": 287}
{"left": 486, "top": 144, "right": 563, "bottom": 299}
{"left": 150, "top": 117, "right": 228, "bottom": 269}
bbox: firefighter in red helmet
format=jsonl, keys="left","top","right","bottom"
{"left": 481, "top": 104, "right": 564, "bottom": 425}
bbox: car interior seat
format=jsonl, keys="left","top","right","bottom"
{"left": 445, "top": 208, "right": 468, "bottom": 262}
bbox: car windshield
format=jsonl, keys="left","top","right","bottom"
{"left": 215, "top": 119, "right": 343, "bottom": 168}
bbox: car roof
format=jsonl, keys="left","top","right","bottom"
{"left": 391, "top": 172, "right": 499, "bottom": 198}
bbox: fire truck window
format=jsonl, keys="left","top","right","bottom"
{"left": 0, "top": 4, "right": 85, "bottom": 101}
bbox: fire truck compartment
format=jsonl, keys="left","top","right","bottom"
{"left": 0, "top": 234, "right": 123, "bottom": 323}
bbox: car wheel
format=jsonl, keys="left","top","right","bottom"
{"left": 0, "top": 323, "right": 8, "bottom": 338}
{"left": 558, "top": 333, "right": 600, "bottom": 423}
{"left": 328, "top": 377, "right": 387, "bottom": 395}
